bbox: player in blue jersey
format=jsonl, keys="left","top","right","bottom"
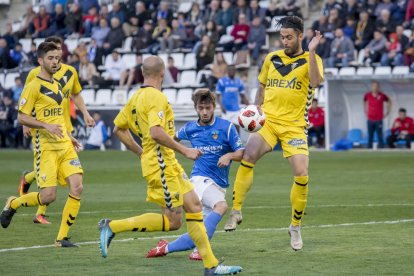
{"left": 216, "top": 65, "right": 249, "bottom": 133}
{"left": 146, "top": 88, "right": 244, "bottom": 260}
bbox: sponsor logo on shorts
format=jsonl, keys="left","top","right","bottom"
{"left": 70, "top": 159, "right": 82, "bottom": 167}
{"left": 211, "top": 130, "right": 219, "bottom": 140}
{"left": 288, "top": 138, "right": 307, "bottom": 147}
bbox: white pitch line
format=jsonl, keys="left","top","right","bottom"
{"left": 0, "top": 218, "right": 413, "bottom": 253}
{"left": 13, "top": 203, "right": 414, "bottom": 217}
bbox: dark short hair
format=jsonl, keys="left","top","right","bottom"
{"left": 192, "top": 89, "right": 216, "bottom": 107}
{"left": 312, "top": 98, "right": 318, "bottom": 103}
{"left": 37, "top": 42, "right": 59, "bottom": 58}
{"left": 276, "top": 16, "right": 304, "bottom": 34}
{"left": 45, "top": 36, "right": 63, "bottom": 45}
{"left": 399, "top": 108, "right": 407, "bottom": 113}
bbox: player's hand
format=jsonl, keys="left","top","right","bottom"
{"left": 308, "top": 30, "right": 323, "bottom": 53}
{"left": 84, "top": 113, "right": 95, "bottom": 127}
{"left": 23, "top": 125, "right": 32, "bottom": 138}
{"left": 45, "top": 124, "right": 64, "bottom": 139}
{"left": 69, "top": 135, "right": 83, "bottom": 152}
{"left": 217, "top": 154, "right": 232, "bottom": 167}
{"left": 183, "top": 148, "right": 202, "bottom": 160}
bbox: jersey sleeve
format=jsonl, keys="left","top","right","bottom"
{"left": 114, "top": 102, "right": 130, "bottom": 129}
{"left": 316, "top": 54, "right": 324, "bottom": 82}
{"left": 383, "top": 93, "right": 390, "bottom": 101}
{"left": 25, "top": 67, "right": 39, "bottom": 86}
{"left": 216, "top": 78, "right": 224, "bottom": 95}
{"left": 363, "top": 93, "right": 369, "bottom": 102}
{"left": 147, "top": 93, "right": 167, "bottom": 129}
{"left": 228, "top": 123, "right": 244, "bottom": 152}
{"left": 258, "top": 53, "right": 272, "bottom": 85}
{"left": 71, "top": 68, "right": 82, "bottom": 95}
{"left": 176, "top": 124, "right": 189, "bottom": 141}
{"left": 18, "top": 82, "right": 38, "bottom": 115}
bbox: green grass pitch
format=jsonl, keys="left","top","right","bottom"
{"left": 0, "top": 150, "right": 413, "bottom": 275}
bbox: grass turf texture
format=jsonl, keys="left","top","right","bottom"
{"left": 0, "top": 150, "right": 413, "bottom": 275}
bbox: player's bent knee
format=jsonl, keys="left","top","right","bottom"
{"left": 39, "top": 188, "right": 56, "bottom": 204}
{"left": 67, "top": 174, "right": 83, "bottom": 197}
{"left": 166, "top": 213, "right": 182, "bottom": 230}
{"left": 213, "top": 201, "right": 228, "bottom": 216}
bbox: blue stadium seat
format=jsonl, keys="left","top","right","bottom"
{"left": 346, "top": 128, "right": 363, "bottom": 147}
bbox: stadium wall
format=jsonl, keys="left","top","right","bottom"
{"left": 325, "top": 76, "right": 414, "bottom": 149}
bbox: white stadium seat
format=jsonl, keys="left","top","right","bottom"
{"left": 177, "top": 70, "right": 198, "bottom": 87}
{"left": 128, "top": 89, "right": 137, "bottom": 100}
{"left": 162, "top": 88, "right": 177, "bottom": 104}
{"left": 119, "top": 36, "right": 133, "bottom": 53}
{"left": 374, "top": 66, "right": 391, "bottom": 75}
{"left": 64, "top": 38, "right": 79, "bottom": 53}
{"left": 0, "top": 73, "right": 5, "bottom": 87}
{"left": 81, "top": 89, "right": 95, "bottom": 105}
{"left": 339, "top": 67, "right": 356, "bottom": 76}
{"left": 176, "top": 89, "right": 193, "bottom": 105}
{"left": 19, "top": 38, "right": 32, "bottom": 53}
{"left": 392, "top": 66, "right": 410, "bottom": 75}
{"left": 223, "top": 52, "right": 234, "bottom": 65}
{"left": 170, "top": 53, "right": 184, "bottom": 69}
{"left": 178, "top": 1, "right": 192, "bottom": 13}
{"left": 356, "top": 67, "right": 374, "bottom": 76}
{"left": 158, "top": 53, "right": 168, "bottom": 67}
{"left": 4, "top": 72, "right": 20, "bottom": 89}
{"left": 122, "top": 53, "right": 136, "bottom": 69}
{"left": 324, "top": 68, "right": 338, "bottom": 76}
{"left": 33, "top": 38, "right": 45, "bottom": 48}
{"left": 94, "top": 89, "right": 112, "bottom": 105}
{"left": 111, "top": 89, "right": 128, "bottom": 105}
{"left": 196, "top": 70, "right": 212, "bottom": 85}
{"left": 182, "top": 53, "right": 196, "bottom": 70}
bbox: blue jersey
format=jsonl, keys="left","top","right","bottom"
{"left": 216, "top": 76, "right": 245, "bottom": 112}
{"left": 177, "top": 117, "right": 244, "bottom": 188}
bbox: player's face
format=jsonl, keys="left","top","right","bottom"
{"left": 196, "top": 101, "right": 215, "bottom": 125}
{"left": 280, "top": 28, "right": 302, "bottom": 55}
{"left": 39, "top": 50, "right": 60, "bottom": 75}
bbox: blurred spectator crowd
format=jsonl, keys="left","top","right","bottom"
{"left": 311, "top": 0, "right": 414, "bottom": 70}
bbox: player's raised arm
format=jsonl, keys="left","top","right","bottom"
{"left": 308, "top": 30, "right": 324, "bottom": 88}
{"left": 255, "top": 83, "right": 266, "bottom": 106}
{"left": 72, "top": 93, "right": 95, "bottom": 127}
{"left": 114, "top": 126, "right": 143, "bottom": 158}
{"left": 150, "top": 126, "right": 202, "bottom": 160}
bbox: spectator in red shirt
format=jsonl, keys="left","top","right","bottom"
{"left": 231, "top": 13, "right": 250, "bottom": 51}
{"left": 308, "top": 99, "right": 325, "bottom": 148}
{"left": 33, "top": 5, "right": 50, "bottom": 38}
{"left": 167, "top": 56, "right": 179, "bottom": 83}
{"left": 387, "top": 108, "right": 414, "bottom": 148}
{"left": 364, "top": 80, "right": 392, "bottom": 148}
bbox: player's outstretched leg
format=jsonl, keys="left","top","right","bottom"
{"left": 289, "top": 175, "right": 309, "bottom": 251}
{"left": 146, "top": 211, "right": 223, "bottom": 258}
{"left": 224, "top": 160, "right": 254, "bottom": 231}
{"left": 98, "top": 213, "right": 171, "bottom": 258}
{"left": 1, "top": 192, "right": 43, "bottom": 228}
{"left": 99, "top": 219, "right": 115, "bottom": 258}
{"left": 18, "top": 170, "right": 35, "bottom": 196}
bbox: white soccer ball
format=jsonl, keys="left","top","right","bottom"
{"left": 238, "top": 105, "right": 266, "bottom": 133}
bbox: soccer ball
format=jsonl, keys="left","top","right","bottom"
{"left": 238, "top": 105, "right": 266, "bottom": 132}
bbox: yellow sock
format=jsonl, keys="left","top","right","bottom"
{"left": 36, "top": 205, "right": 48, "bottom": 216}
{"left": 290, "top": 176, "right": 309, "bottom": 227}
{"left": 109, "top": 213, "right": 170, "bottom": 234}
{"left": 232, "top": 160, "right": 254, "bottom": 211}
{"left": 57, "top": 194, "right": 80, "bottom": 241}
{"left": 24, "top": 171, "right": 36, "bottom": 184}
{"left": 186, "top": 212, "right": 218, "bottom": 269}
{"left": 10, "top": 192, "right": 42, "bottom": 210}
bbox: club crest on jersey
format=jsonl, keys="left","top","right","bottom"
{"left": 174, "top": 192, "right": 180, "bottom": 200}
{"left": 158, "top": 111, "right": 164, "bottom": 119}
{"left": 211, "top": 130, "right": 219, "bottom": 140}
{"left": 70, "top": 159, "right": 82, "bottom": 167}
{"left": 288, "top": 138, "right": 307, "bottom": 147}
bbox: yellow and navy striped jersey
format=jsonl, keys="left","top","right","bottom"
{"left": 26, "top": 63, "right": 82, "bottom": 132}
{"left": 258, "top": 50, "right": 324, "bottom": 127}
{"left": 114, "top": 86, "right": 180, "bottom": 177}
{"left": 19, "top": 76, "right": 71, "bottom": 150}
